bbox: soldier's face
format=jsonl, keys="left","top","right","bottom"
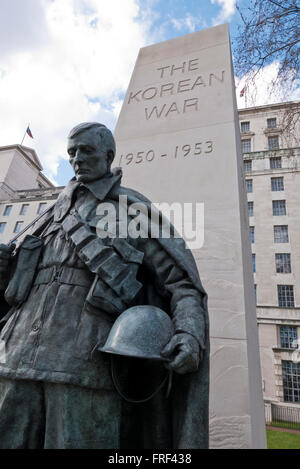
{"left": 67, "top": 129, "right": 111, "bottom": 183}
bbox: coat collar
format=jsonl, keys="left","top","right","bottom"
{"left": 53, "top": 168, "right": 122, "bottom": 222}
{"left": 84, "top": 168, "right": 122, "bottom": 201}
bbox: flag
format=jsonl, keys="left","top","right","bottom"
{"left": 240, "top": 87, "right": 245, "bottom": 97}
{"left": 26, "top": 126, "right": 33, "bottom": 139}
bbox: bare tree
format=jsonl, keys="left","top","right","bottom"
{"left": 234, "top": 0, "right": 299, "bottom": 88}
{"left": 234, "top": 0, "right": 300, "bottom": 145}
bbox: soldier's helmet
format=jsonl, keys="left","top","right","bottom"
{"left": 99, "top": 305, "right": 174, "bottom": 361}
{"left": 99, "top": 306, "right": 174, "bottom": 403}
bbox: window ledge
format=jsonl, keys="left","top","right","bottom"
{"left": 272, "top": 347, "right": 298, "bottom": 352}
{"left": 264, "top": 127, "right": 282, "bottom": 134}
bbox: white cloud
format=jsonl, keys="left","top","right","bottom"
{"left": 211, "top": 0, "right": 236, "bottom": 25}
{"left": 0, "top": 0, "right": 150, "bottom": 182}
{"left": 112, "top": 100, "right": 124, "bottom": 118}
{"left": 171, "top": 14, "right": 202, "bottom": 33}
{"left": 0, "top": 0, "right": 49, "bottom": 58}
{"left": 236, "top": 61, "right": 300, "bottom": 109}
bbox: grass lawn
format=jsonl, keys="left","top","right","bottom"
{"left": 270, "top": 421, "right": 300, "bottom": 431}
{"left": 267, "top": 430, "right": 300, "bottom": 449}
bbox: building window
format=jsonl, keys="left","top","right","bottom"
{"left": 244, "top": 160, "right": 252, "bottom": 171}
{"left": 273, "top": 200, "right": 286, "bottom": 216}
{"left": 246, "top": 179, "right": 253, "bottom": 193}
{"left": 0, "top": 222, "right": 6, "bottom": 234}
{"left": 276, "top": 253, "right": 291, "bottom": 273}
{"left": 248, "top": 201, "right": 254, "bottom": 217}
{"left": 252, "top": 254, "right": 256, "bottom": 273}
{"left": 271, "top": 177, "right": 284, "bottom": 191}
{"left": 268, "top": 135, "right": 279, "bottom": 150}
{"left": 270, "top": 157, "right": 282, "bottom": 169}
{"left": 242, "top": 139, "right": 251, "bottom": 153}
{"left": 254, "top": 284, "right": 257, "bottom": 304}
{"left": 37, "top": 203, "right": 47, "bottom": 215}
{"left": 267, "top": 118, "right": 277, "bottom": 129}
{"left": 20, "top": 204, "right": 29, "bottom": 216}
{"left": 3, "top": 205, "right": 12, "bottom": 216}
{"left": 282, "top": 361, "right": 300, "bottom": 403}
{"left": 274, "top": 225, "right": 289, "bottom": 243}
{"left": 280, "top": 326, "right": 298, "bottom": 349}
{"left": 250, "top": 226, "right": 255, "bottom": 244}
{"left": 14, "top": 221, "right": 23, "bottom": 234}
{"left": 278, "top": 285, "right": 294, "bottom": 307}
{"left": 241, "top": 121, "right": 250, "bottom": 132}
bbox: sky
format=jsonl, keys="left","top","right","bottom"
{"left": 0, "top": 0, "right": 299, "bottom": 186}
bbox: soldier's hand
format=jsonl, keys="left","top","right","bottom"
{"left": 161, "top": 333, "right": 202, "bottom": 375}
{"left": 0, "top": 244, "right": 14, "bottom": 274}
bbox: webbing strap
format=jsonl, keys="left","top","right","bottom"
{"left": 34, "top": 266, "right": 91, "bottom": 287}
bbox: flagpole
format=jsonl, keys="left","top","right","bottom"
{"left": 20, "top": 123, "right": 30, "bottom": 146}
{"left": 245, "top": 85, "right": 248, "bottom": 108}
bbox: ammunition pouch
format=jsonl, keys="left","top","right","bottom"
{"left": 61, "top": 210, "right": 144, "bottom": 315}
{"left": 86, "top": 276, "right": 125, "bottom": 316}
{"left": 5, "top": 235, "right": 43, "bottom": 307}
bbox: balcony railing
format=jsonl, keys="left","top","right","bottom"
{"left": 265, "top": 403, "right": 300, "bottom": 430}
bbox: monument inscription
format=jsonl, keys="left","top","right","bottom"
{"left": 127, "top": 55, "right": 225, "bottom": 122}
{"left": 118, "top": 57, "right": 218, "bottom": 166}
{"left": 118, "top": 139, "right": 214, "bottom": 167}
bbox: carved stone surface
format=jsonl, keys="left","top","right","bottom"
{"left": 209, "top": 415, "right": 251, "bottom": 449}
{"left": 114, "top": 23, "right": 267, "bottom": 448}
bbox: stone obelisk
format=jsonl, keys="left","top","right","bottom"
{"left": 114, "top": 24, "right": 266, "bottom": 449}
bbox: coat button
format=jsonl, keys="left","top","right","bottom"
{"left": 31, "top": 322, "right": 40, "bottom": 332}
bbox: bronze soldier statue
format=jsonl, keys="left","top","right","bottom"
{"left": 0, "top": 123, "right": 209, "bottom": 449}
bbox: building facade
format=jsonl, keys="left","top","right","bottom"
{"left": 0, "top": 100, "right": 299, "bottom": 412}
{"left": 240, "top": 100, "right": 300, "bottom": 409}
{"left": 0, "top": 145, "right": 62, "bottom": 244}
